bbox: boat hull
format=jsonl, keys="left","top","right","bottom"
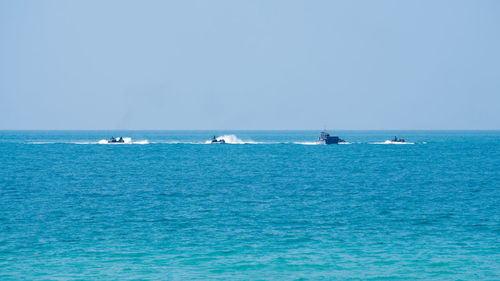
{"left": 324, "top": 136, "right": 343, "bottom": 144}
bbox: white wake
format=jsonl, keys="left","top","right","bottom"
{"left": 98, "top": 137, "right": 149, "bottom": 144}
{"left": 205, "top": 134, "right": 257, "bottom": 144}
{"left": 371, "top": 140, "right": 414, "bottom": 145}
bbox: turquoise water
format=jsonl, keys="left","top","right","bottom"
{"left": 0, "top": 131, "right": 499, "bottom": 280}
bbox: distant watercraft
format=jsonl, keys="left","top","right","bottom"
{"left": 108, "top": 137, "right": 125, "bottom": 143}
{"left": 391, "top": 136, "right": 405, "bottom": 143}
{"left": 210, "top": 136, "right": 226, "bottom": 144}
{"left": 317, "top": 131, "right": 345, "bottom": 144}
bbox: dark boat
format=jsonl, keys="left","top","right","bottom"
{"left": 317, "top": 131, "right": 344, "bottom": 144}
{"left": 108, "top": 137, "right": 125, "bottom": 143}
{"left": 211, "top": 136, "right": 225, "bottom": 144}
{"left": 391, "top": 136, "right": 405, "bottom": 143}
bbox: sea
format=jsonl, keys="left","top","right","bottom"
{"left": 0, "top": 130, "right": 499, "bottom": 280}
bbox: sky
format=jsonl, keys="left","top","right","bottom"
{"left": 1, "top": 0, "right": 499, "bottom": 130}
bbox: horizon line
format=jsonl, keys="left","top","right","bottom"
{"left": 1, "top": 129, "right": 499, "bottom": 131}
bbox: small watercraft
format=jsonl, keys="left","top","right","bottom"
{"left": 391, "top": 136, "right": 405, "bottom": 143}
{"left": 108, "top": 137, "right": 125, "bottom": 143}
{"left": 317, "top": 131, "right": 344, "bottom": 144}
{"left": 210, "top": 136, "right": 225, "bottom": 143}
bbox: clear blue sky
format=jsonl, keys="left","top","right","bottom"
{"left": 1, "top": 0, "right": 499, "bottom": 130}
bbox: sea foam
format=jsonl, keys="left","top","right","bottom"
{"left": 371, "top": 140, "right": 415, "bottom": 145}
{"left": 97, "top": 138, "right": 149, "bottom": 144}
{"left": 205, "top": 135, "right": 257, "bottom": 144}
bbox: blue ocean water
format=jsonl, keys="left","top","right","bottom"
{"left": 0, "top": 130, "right": 499, "bottom": 280}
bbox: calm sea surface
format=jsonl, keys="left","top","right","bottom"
{"left": 0, "top": 131, "right": 499, "bottom": 280}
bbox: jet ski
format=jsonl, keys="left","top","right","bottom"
{"left": 210, "top": 136, "right": 225, "bottom": 143}
{"left": 108, "top": 137, "right": 125, "bottom": 143}
{"left": 317, "top": 131, "right": 345, "bottom": 144}
{"left": 391, "top": 136, "right": 405, "bottom": 143}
